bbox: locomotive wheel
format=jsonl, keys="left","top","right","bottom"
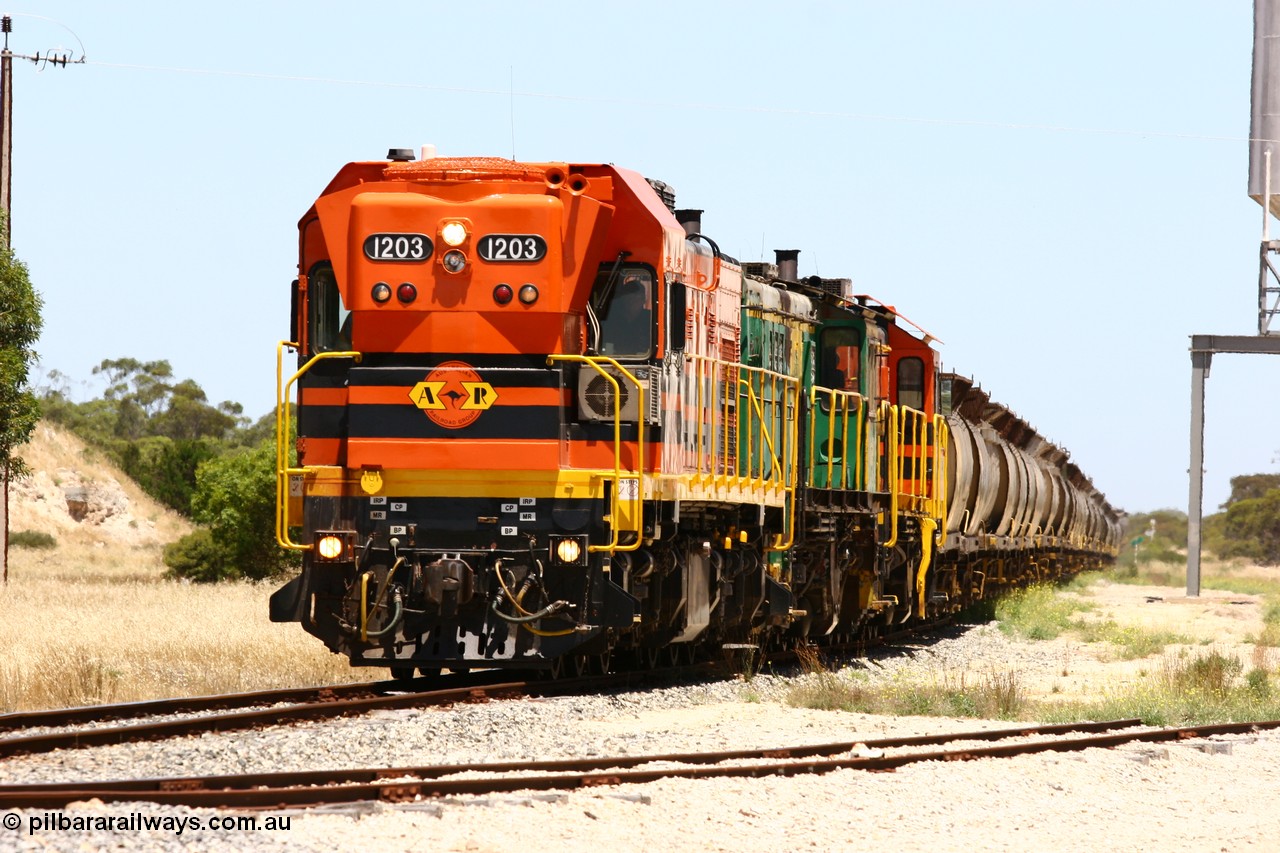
{"left": 547, "top": 657, "right": 565, "bottom": 680}
{"left": 590, "top": 651, "right": 611, "bottom": 676}
{"left": 666, "top": 644, "right": 693, "bottom": 667}
{"left": 568, "top": 654, "right": 588, "bottom": 678}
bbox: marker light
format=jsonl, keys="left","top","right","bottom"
{"left": 371, "top": 282, "right": 392, "bottom": 303}
{"left": 442, "top": 250, "right": 467, "bottom": 274}
{"left": 493, "top": 284, "right": 514, "bottom": 305}
{"left": 317, "top": 535, "right": 345, "bottom": 560}
{"left": 397, "top": 283, "right": 417, "bottom": 303}
{"left": 441, "top": 221, "right": 468, "bottom": 247}
{"left": 518, "top": 284, "right": 539, "bottom": 305}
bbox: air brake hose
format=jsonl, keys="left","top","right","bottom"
{"left": 492, "top": 561, "right": 575, "bottom": 636}
{"left": 490, "top": 597, "right": 570, "bottom": 624}
{"left": 363, "top": 590, "right": 404, "bottom": 638}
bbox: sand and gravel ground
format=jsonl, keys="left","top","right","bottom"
{"left": 2, "top": 579, "right": 1278, "bottom": 853}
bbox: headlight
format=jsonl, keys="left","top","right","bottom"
{"left": 556, "top": 538, "right": 581, "bottom": 564}
{"left": 551, "top": 535, "right": 588, "bottom": 566}
{"left": 441, "top": 221, "right": 468, "bottom": 247}
{"left": 316, "top": 531, "right": 353, "bottom": 561}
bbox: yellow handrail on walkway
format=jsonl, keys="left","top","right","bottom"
{"left": 807, "top": 386, "right": 867, "bottom": 491}
{"left": 275, "top": 342, "right": 362, "bottom": 551}
{"left": 882, "top": 402, "right": 900, "bottom": 549}
{"left": 546, "top": 354, "right": 645, "bottom": 553}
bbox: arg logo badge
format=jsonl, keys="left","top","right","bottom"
{"left": 409, "top": 361, "right": 497, "bottom": 429}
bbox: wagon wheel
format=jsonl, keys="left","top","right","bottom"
{"left": 390, "top": 665, "right": 416, "bottom": 682}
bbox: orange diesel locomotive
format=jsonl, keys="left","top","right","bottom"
{"left": 270, "top": 150, "right": 1121, "bottom": 677}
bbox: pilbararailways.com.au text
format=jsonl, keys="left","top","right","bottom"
{"left": 12, "top": 811, "right": 292, "bottom": 836}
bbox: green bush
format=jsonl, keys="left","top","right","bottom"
{"left": 9, "top": 530, "right": 56, "bottom": 549}
{"left": 164, "top": 441, "right": 297, "bottom": 582}
{"left": 1123, "top": 509, "right": 1188, "bottom": 549}
{"left": 994, "top": 584, "right": 1093, "bottom": 641}
{"left": 1215, "top": 489, "right": 1280, "bottom": 565}
{"left": 116, "top": 436, "right": 218, "bottom": 515}
{"left": 162, "top": 528, "right": 228, "bottom": 583}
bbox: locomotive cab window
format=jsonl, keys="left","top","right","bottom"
{"left": 897, "top": 356, "right": 925, "bottom": 412}
{"left": 595, "top": 266, "right": 654, "bottom": 358}
{"left": 307, "top": 262, "right": 351, "bottom": 354}
{"left": 819, "top": 327, "right": 861, "bottom": 393}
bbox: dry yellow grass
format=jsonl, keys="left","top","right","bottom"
{"left": 1, "top": 542, "right": 367, "bottom": 712}
{"left": 0, "top": 423, "right": 367, "bottom": 712}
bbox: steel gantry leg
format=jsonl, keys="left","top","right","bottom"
{"left": 1186, "top": 350, "right": 1211, "bottom": 598}
{"left": 1185, "top": 335, "right": 1280, "bottom": 597}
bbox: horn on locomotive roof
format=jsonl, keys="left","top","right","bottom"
{"left": 674, "top": 209, "right": 703, "bottom": 237}
{"left": 775, "top": 249, "right": 800, "bottom": 283}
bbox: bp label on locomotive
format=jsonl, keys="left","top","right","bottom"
{"left": 408, "top": 360, "right": 497, "bottom": 429}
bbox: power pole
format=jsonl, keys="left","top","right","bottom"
{"left": 0, "top": 16, "right": 83, "bottom": 583}
{"left": 1, "top": 16, "right": 12, "bottom": 231}
{"left": 2, "top": 15, "right": 14, "bottom": 585}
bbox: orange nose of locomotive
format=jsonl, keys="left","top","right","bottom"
{"left": 323, "top": 158, "right": 603, "bottom": 357}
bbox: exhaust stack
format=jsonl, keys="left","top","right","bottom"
{"left": 774, "top": 249, "right": 800, "bottom": 282}
{"left": 675, "top": 209, "right": 703, "bottom": 237}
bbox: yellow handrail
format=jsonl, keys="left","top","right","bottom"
{"left": 275, "top": 342, "right": 363, "bottom": 551}
{"left": 807, "top": 386, "right": 866, "bottom": 490}
{"left": 765, "top": 376, "right": 800, "bottom": 552}
{"left": 738, "top": 377, "right": 784, "bottom": 491}
{"left": 933, "top": 413, "right": 950, "bottom": 535}
{"left": 883, "top": 405, "right": 950, "bottom": 549}
{"left": 882, "top": 402, "right": 899, "bottom": 549}
{"left": 682, "top": 354, "right": 798, "bottom": 550}
{"left": 546, "top": 354, "right": 645, "bottom": 553}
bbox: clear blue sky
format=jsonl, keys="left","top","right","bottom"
{"left": 11, "top": 1, "right": 1271, "bottom": 515}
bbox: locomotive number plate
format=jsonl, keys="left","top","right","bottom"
{"left": 477, "top": 234, "right": 547, "bottom": 262}
{"left": 363, "top": 232, "right": 432, "bottom": 261}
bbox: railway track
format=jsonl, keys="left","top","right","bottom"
{"left": 0, "top": 664, "right": 725, "bottom": 760}
{"left": 0, "top": 621, "right": 968, "bottom": 761}
{"left": 2, "top": 718, "right": 1275, "bottom": 810}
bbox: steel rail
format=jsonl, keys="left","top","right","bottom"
{"left": 3, "top": 717, "right": 1275, "bottom": 810}
{"left": 0, "top": 669, "right": 530, "bottom": 734}
{"left": 0, "top": 665, "right": 722, "bottom": 760}
{"left": 0, "top": 712, "right": 1146, "bottom": 809}
{"left": 0, "top": 717, "right": 1195, "bottom": 809}
{"left": 0, "top": 681, "right": 389, "bottom": 734}
{"left": 0, "top": 682, "right": 527, "bottom": 760}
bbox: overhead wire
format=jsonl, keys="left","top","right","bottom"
{"left": 81, "top": 59, "right": 1262, "bottom": 146}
